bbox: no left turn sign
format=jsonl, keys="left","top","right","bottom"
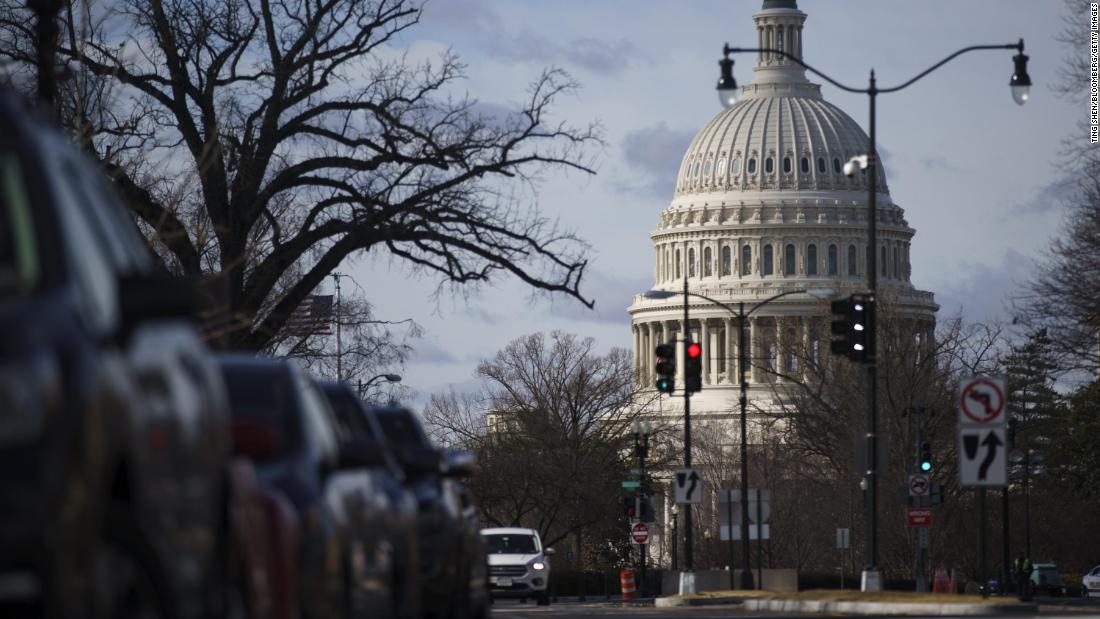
{"left": 958, "top": 377, "right": 1006, "bottom": 425}
{"left": 908, "top": 474, "right": 930, "bottom": 496}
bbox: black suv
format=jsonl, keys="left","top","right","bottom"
{"left": 370, "top": 405, "right": 489, "bottom": 619}
{"left": 0, "top": 93, "right": 232, "bottom": 617}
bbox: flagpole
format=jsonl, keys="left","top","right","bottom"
{"left": 332, "top": 272, "right": 343, "bottom": 381}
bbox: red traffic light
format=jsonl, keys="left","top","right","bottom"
{"left": 687, "top": 342, "right": 702, "bottom": 359}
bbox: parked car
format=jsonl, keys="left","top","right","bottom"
{"left": 481, "top": 527, "right": 554, "bottom": 605}
{"left": 1082, "top": 565, "right": 1100, "bottom": 598}
{"left": 1031, "top": 563, "right": 1067, "bottom": 596}
{"left": 369, "top": 405, "right": 489, "bottom": 619}
{"left": 318, "top": 380, "right": 422, "bottom": 619}
{"left": 218, "top": 355, "right": 398, "bottom": 619}
{"left": 0, "top": 91, "right": 233, "bottom": 618}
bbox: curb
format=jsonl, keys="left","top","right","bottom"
{"left": 654, "top": 596, "right": 1039, "bottom": 615}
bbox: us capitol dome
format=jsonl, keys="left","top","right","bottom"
{"left": 627, "top": 0, "right": 938, "bottom": 432}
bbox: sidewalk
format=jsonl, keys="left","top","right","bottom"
{"left": 654, "top": 589, "right": 1039, "bottom": 615}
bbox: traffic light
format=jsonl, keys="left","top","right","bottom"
{"left": 655, "top": 343, "right": 676, "bottom": 393}
{"left": 623, "top": 496, "right": 636, "bottom": 519}
{"left": 685, "top": 341, "right": 703, "bottom": 393}
{"left": 919, "top": 441, "right": 932, "bottom": 472}
{"left": 829, "top": 294, "right": 873, "bottom": 362}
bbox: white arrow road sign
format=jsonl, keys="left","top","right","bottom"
{"left": 674, "top": 468, "right": 702, "bottom": 504}
{"left": 959, "top": 427, "right": 1007, "bottom": 487}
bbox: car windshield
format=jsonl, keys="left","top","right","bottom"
{"left": 375, "top": 409, "right": 429, "bottom": 447}
{"left": 484, "top": 534, "right": 539, "bottom": 555}
{"left": 0, "top": 152, "right": 40, "bottom": 299}
{"left": 221, "top": 364, "right": 302, "bottom": 457}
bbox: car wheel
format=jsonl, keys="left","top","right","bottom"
{"left": 95, "top": 503, "right": 173, "bottom": 619}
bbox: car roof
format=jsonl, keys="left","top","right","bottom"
{"left": 481, "top": 527, "right": 539, "bottom": 537}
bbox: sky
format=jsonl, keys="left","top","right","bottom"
{"left": 342, "top": 0, "right": 1089, "bottom": 407}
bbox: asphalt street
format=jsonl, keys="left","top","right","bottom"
{"left": 488, "top": 596, "right": 1100, "bottom": 619}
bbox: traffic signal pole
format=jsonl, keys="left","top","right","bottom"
{"left": 863, "top": 70, "right": 881, "bottom": 592}
{"left": 681, "top": 276, "right": 694, "bottom": 591}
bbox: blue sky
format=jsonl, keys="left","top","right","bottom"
{"left": 345, "top": 0, "right": 1088, "bottom": 405}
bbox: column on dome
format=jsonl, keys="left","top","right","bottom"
{"left": 632, "top": 325, "right": 639, "bottom": 379}
{"left": 775, "top": 317, "right": 786, "bottom": 382}
{"left": 700, "top": 318, "right": 710, "bottom": 385}
{"left": 725, "top": 316, "right": 735, "bottom": 384}
{"left": 709, "top": 322, "right": 719, "bottom": 385}
{"left": 797, "top": 25, "right": 803, "bottom": 59}
{"left": 749, "top": 317, "right": 758, "bottom": 383}
{"left": 676, "top": 320, "right": 686, "bottom": 388}
{"left": 802, "top": 316, "right": 811, "bottom": 379}
{"left": 639, "top": 324, "right": 648, "bottom": 382}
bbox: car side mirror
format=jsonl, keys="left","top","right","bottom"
{"left": 441, "top": 449, "right": 477, "bottom": 478}
{"left": 231, "top": 418, "right": 282, "bottom": 461}
{"left": 337, "top": 438, "right": 389, "bottom": 470}
{"left": 119, "top": 274, "right": 199, "bottom": 326}
{"left": 544, "top": 547, "right": 555, "bottom": 556}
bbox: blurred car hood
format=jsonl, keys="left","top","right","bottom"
{"left": 487, "top": 553, "right": 540, "bottom": 566}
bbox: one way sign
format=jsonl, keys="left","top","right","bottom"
{"left": 959, "top": 427, "right": 1007, "bottom": 487}
{"left": 674, "top": 468, "right": 702, "bottom": 504}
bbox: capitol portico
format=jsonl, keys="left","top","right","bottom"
{"left": 627, "top": 0, "right": 938, "bottom": 432}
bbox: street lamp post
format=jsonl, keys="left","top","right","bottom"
{"left": 633, "top": 418, "right": 653, "bottom": 595}
{"left": 27, "top": 0, "right": 64, "bottom": 111}
{"left": 644, "top": 286, "right": 834, "bottom": 590}
{"left": 716, "top": 39, "right": 1029, "bottom": 592}
{"left": 358, "top": 373, "right": 402, "bottom": 398}
{"left": 670, "top": 504, "right": 679, "bottom": 571}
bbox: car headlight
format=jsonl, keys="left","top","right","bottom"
{"left": 531, "top": 561, "right": 546, "bottom": 571}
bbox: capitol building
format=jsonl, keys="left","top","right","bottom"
{"left": 627, "top": 0, "right": 938, "bottom": 464}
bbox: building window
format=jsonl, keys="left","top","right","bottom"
{"left": 828, "top": 244, "right": 838, "bottom": 276}
{"left": 881, "top": 246, "right": 887, "bottom": 275}
{"left": 893, "top": 246, "right": 900, "bottom": 278}
{"left": 783, "top": 157, "right": 791, "bottom": 174}
{"left": 833, "top": 158, "right": 841, "bottom": 174}
{"left": 721, "top": 245, "right": 732, "bottom": 276}
{"left": 703, "top": 160, "right": 713, "bottom": 176}
{"left": 689, "top": 248, "right": 696, "bottom": 277}
{"left": 848, "top": 244, "right": 857, "bottom": 276}
{"left": 732, "top": 158, "right": 742, "bottom": 174}
{"left": 716, "top": 159, "right": 727, "bottom": 177}
{"left": 747, "top": 158, "right": 757, "bottom": 174}
{"left": 704, "top": 247, "right": 713, "bottom": 276}
{"left": 807, "top": 243, "right": 818, "bottom": 276}
{"left": 817, "top": 157, "right": 826, "bottom": 173}
{"left": 784, "top": 244, "right": 795, "bottom": 275}
{"left": 676, "top": 249, "right": 681, "bottom": 278}
{"left": 800, "top": 157, "right": 809, "bottom": 174}
{"left": 763, "top": 244, "right": 774, "bottom": 275}
{"left": 741, "top": 245, "right": 752, "bottom": 275}
{"left": 765, "top": 157, "right": 774, "bottom": 174}
{"left": 693, "top": 161, "right": 701, "bottom": 177}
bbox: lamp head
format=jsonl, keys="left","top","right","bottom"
{"left": 717, "top": 53, "right": 738, "bottom": 109}
{"left": 384, "top": 374, "right": 402, "bottom": 382}
{"left": 1010, "top": 39, "right": 1031, "bottom": 106}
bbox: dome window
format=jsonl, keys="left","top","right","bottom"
{"left": 784, "top": 244, "right": 796, "bottom": 276}
{"left": 704, "top": 247, "right": 713, "bottom": 277}
{"left": 763, "top": 245, "right": 774, "bottom": 276}
{"left": 800, "top": 157, "right": 809, "bottom": 174}
{"left": 828, "top": 244, "right": 838, "bottom": 276}
{"left": 675, "top": 249, "right": 681, "bottom": 278}
{"left": 807, "top": 244, "right": 818, "bottom": 276}
{"left": 693, "top": 161, "right": 701, "bottom": 177}
{"left": 817, "top": 157, "right": 826, "bottom": 174}
{"left": 703, "top": 160, "right": 713, "bottom": 176}
{"left": 721, "top": 246, "right": 732, "bottom": 276}
{"left": 689, "top": 248, "right": 696, "bottom": 277}
{"left": 716, "top": 159, "right": 727, "bottom": 177}
{"left": 747, "top": 158, "right": 757, "bottom": 174}
{"left": 741, "top": 245, "right": 752, "bottom": 275}
{"left": 731, "top": 158, "right": 742, "bottom": 174}
{"left": 833, "top": 158, "right": 841, "bottom": 174}
{"left": 765, "top": 157, "right": 774, "bottom": 174}
{"left": 848, "top": 244, "right": 857, "bottom": 276}
{"left": 783, "top": 157, "right": 791, "bottom": 174}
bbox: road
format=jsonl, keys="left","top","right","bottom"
{"left": 488, "top": 596, "right": 1100, "bottom": 619}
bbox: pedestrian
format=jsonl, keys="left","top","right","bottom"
{"left": 1013, "top": 553, "right": 1027, "bottom": 601}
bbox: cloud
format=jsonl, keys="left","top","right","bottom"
{"left": 615, "top": 122, "right": 697, "bottom": 197}
{"left": 932, "top": 249, "right": 1037, "bottom": 324}
{"left": 919, "top": 155, "right": 962, "bottom": 172}
{"left": 542, "top": 268, "right": 650, "bottom": 325}
{"left": 411, "top": 338, "right": 459, "bottom": 364}
{"left": 1007, "top": 177, "right": 1077, "bottom": 216}
{"left": 422, "top": 1, "right": 637, "bottom": 75}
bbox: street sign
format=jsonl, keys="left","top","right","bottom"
{"left": 908, "top": 474, "right": 930, "bottom": 497}
{"left": 630, "top": 522, "right": 649, "bottom": 545}
{"left": 959, "top": 426, "right": 1008, "bottom": 487}
{"left": 620, "top": 480, "right": 641, "bottom": 489}
{"left": 907, "top": 508, "right": 932, "bottom": 526}
{"left": 673, "top": 468, "right": 702, "bottom": 504}
{"left": 958, "top": 377, "right": 1006, "bottom": 426}
{"left": 836, "top": 528, "right": 850, "bottom": 549}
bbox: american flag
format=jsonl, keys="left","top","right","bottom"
{"left": 285, "top": 294, "right": 334, "bottom": 336}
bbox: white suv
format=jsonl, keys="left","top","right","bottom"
{"left": 481, "top": 527, "right": 554, "bottom": 605}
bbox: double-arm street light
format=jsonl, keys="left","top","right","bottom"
{"left": 643, "top": 286, "right": 834, "bottom": 590}
{"left": 714, "top": 38, "right": 1029, "bottom": 591}
{"left": 632, "top": 418, "right": 654, "bottom": 594}
{"left": 360, "top": 373, "right": 402, "bottom": 396}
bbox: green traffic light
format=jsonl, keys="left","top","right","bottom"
{"left": 920, "top": 461, "right": 932, "bottom": 472}
{"left": 656, "top": 378, "right": 674, "bottom": 393}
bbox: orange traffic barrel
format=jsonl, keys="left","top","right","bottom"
{"left": 620, "top": 569, "right": 636, "bottom": 599}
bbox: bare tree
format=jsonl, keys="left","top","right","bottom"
{"left": 423, "top": 331, "right": 657, "bottom": 552}
{"left": 0, "top": 0, "right": 601, "bottom": 351}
